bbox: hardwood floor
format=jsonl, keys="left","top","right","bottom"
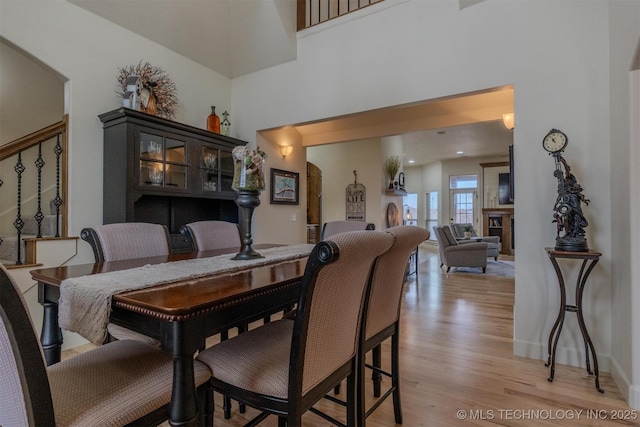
{"left": 64, "top": 245, "right": 636, "bottom": 426}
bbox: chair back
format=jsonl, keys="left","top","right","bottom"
{"left": 433, "top": 225, "right": 458, "bottom": 263}
{"left": 321, "top": 220, "right": 375, "bottom": 240}
{"left": 365, "top": 226, "right": 430, "bottom": 340}
{"left": 180, "top": 220, "right": 241, "bottom": 252}
{"left": 450, "top": 223, "right": 477, "bottom": 239}
{"left": 291, "top": 230, "right": 393, "bottom": 396}
{"left": 81, "top": 222, "right": 171, "bottom": 261}
{"left": 0, "top": 265, "right": 55, "bottom": 427}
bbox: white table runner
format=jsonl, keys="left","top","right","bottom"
{"left": 59, "top": 244, "right": 315, "bottom": 344}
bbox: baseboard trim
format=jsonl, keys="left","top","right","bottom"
{"left": 617, "top": 356, "right": 640, "bottom": 410}
{"left": 513, "top": 339, "right": 611, "bottom": 372}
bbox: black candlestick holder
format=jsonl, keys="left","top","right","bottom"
{"left": 232, "top": 189, "right": 264, "bottom": 260}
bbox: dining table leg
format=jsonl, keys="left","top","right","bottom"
{"left": 168, "top": 319, "right": 204, "bottom": 427}
{"left": 38, "top": 282, "right": 63, "bottom": 365}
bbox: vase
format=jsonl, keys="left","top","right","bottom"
{"left": 231, "top": 147, "right": 266, "bottom": 191}
{"left": 207, "top": 106, "right": 220, "bottom": 133}
{"left": 231, "top": 146, "right": 267, "bottom": 260}
{"left": 145, "top": 88, "right": 157, "bottom": 116}
{"left": 232, "top": 190, "right": 264, "bottom": 260}
{"left": 388, "top": 178, "right": 395, "bottom": 189}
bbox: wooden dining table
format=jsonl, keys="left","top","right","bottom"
{"left": 30, "top": 244, "right": 307, "bottom": 427}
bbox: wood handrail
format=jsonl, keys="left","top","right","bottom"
{"left": 0, "top": 114, "right": 69, "bottom": 242}
{"left": 0, "top": 115, "right": 68, "bottom": 161}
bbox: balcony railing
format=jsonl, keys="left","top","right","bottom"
{"left": 0, "top": 116, "right": 68, "bottom": 265}
{"left": 297, "top": 0, "right": 384, "bottom": 30}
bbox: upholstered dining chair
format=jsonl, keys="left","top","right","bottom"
{"left": 432, "top": 225, "right": 488, "bottom": 273}
{"left": 179, "top": 219, "right": 245, "bottom": 418}
{"left": 196, "top": 230, "right": 394, "bottom": 426}
{"left": 0, "top": 264, "right": 212, "bottom": 427}
{"left": 81, "top": 222, "right": 172, "bottom": 345}
{"left": 179, "top": 220, "right": 241, "bottom": 252}
{"left": 356, "top": 225, "right": 430, "bottom": 425}
{"left": 81, "top": 222, "right": 171, "bottom": 262}
{"left": 321, "top": 220, "right": 375, "bottom": 240}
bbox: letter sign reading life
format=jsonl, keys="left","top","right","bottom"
{"left": 346, "top": 170, "right": 366, "bottom": 221}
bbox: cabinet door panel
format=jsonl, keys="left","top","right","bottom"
{"left": 219, "top": 150, "right": 234, "bottom": 192}
{"left": 140, "top": 160, "right": 164, "bottom": 186}
{"left": 137, "top": 130, "right": 188, "bottom": 191}
{"left": 140, "top": 132, "right": 164, "bottom": 160}
{"left": 200, "top": 145, "right": 219, "bottom": 192}
{"left": 165, "top": 138, "right": 186, "bottom": 163}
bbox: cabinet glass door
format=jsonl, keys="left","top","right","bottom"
{"left": 200, "top": 145, "right": 219, "bottom": 192}
{"left": 219, "top": 150, "right": 234, "bottom": 192}
{"left": 139, "top": 132, "right": 188, "bottom": 190}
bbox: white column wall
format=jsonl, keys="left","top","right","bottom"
{"left": 230, "top": 0, "right": 639, "bottom": 403}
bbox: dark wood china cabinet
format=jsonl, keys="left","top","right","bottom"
{"left": 99, "top": 108, "right": 247, "bottom": 249}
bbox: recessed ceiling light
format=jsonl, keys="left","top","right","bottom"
{"left": 408, "top": 159, "right": 415, "bottom": 164}
{"left": 456, "top": 151, "right": 464, "bottom": 155}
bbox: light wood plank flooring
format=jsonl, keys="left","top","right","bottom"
{"left": 64, "top": 245, "right": 637, "bottom": 426}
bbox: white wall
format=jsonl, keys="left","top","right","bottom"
{"left": 608, "top": 0, "right": 640, "bottom": 406}
{"left": 0, "top": 0, "right": 233, "bottom": 265}
{"left": 230, "top": 0, "right": 640, "bottom": 403}
{"left": 0, "top": 40, "right": 66, "bottom": 234}
{"left": 307, "top": 138, "right": 383, "bottom": 230}
{"left": 0, "top": 41, "right": 64, "bottom": 144}
{"left": 630, "top": 68, "right": 640, "bottom": 409}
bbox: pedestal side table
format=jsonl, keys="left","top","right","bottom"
{"left": 544, "top": 247, "right": 603, "bottom": 393}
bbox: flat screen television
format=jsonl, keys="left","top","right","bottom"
{"left": 509, "top": 144, "right": 514, "bottom": 202}
{"left": 498, "top": 173, "right": 513, "bottom": 205}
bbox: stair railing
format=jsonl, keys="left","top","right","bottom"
{"left": 297, "top": 0, "right": 383, "bottom": 30}
{"left": 0, "top": 115, "right": 68, "bottom": 265}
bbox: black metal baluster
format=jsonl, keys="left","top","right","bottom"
{"left": 53, "top": 134, "right": 63, "bottom": 237}
{"left": 14, "top": 152, "right": 25, "bottom": 265}
{"left": 34, "top": 142, "right": 45, "bottom": 238}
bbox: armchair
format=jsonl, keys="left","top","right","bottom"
{"left": 450, "top": 223, "right": 499, "bottom": 260}
{"left": 432, "top": 225, "right": 488, "bottom": 273}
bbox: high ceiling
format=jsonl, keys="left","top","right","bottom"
{"left": 68, "top": 0, "right": 297, "bottom": 79}
{"left": 68, "top": 0, "right": 513, "bottom": 166}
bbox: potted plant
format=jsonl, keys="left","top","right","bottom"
{"left": 463, "top": 224, "right": 474, "bottom": 239}
{"left": 384, "top": 156, "right": 401, "bottom": 189}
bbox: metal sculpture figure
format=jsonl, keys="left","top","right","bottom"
{"left": 552, "top": 154, "right": 590, "bottom": 252}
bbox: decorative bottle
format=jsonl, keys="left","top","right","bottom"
{"left": 207, "top": 106, "right": 220, "bottom": 133}
{"left": 145, "top": 88, "right": 157, "bottom": 115}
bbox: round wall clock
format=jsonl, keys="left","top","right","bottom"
{"left": 542, "top": 129, "right": 568, "bottom": 153}
{"left": 386, "top": 203, "right": 399, "bottom": 228}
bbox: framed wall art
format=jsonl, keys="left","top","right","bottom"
{"left": 270, "top": 168, "right": 299, "bottom": 205}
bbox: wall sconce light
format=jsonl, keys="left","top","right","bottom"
{"left": 502, "top": 113, "right": 515, "bottom": 130}
{"left": 280, "top": 145, "right": 293, "bottom": 158}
